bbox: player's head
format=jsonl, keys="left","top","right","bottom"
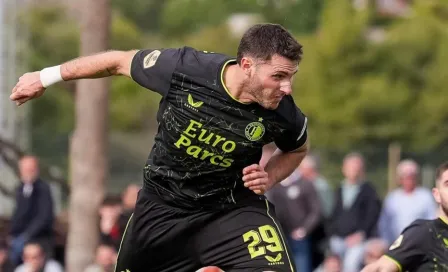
{"left": 237, "top": 23, "right": 303, "bottom": 110}
{"left": 433, "top": 161, "right": 448, "bottom": 217}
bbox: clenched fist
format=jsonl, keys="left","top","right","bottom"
{"left": 242, "top": 164, "right": 273, "bottom": 195}
{"left": 10, "top": 72, "right": 46, "bottom": 106}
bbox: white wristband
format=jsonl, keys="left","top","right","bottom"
{"left": 40, "top": 65, "right": 63, "bottom": 88}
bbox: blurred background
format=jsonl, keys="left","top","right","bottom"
{"left": 0, "top": 0, "right": 447, "bottom": 271}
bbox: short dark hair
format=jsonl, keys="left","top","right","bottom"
{"left": 436, "top": 161, "right": 448, "bottom": 182}
{"left": 237, "top": 24, "right": 303, "bottom": 65}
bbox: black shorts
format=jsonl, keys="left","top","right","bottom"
{"left": 115, "top": 189, "right": 296, "bottom": 272}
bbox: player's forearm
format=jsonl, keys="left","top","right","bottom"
{"left": 60, "top": 50, "right": 137, "bottom": 81}
{"left": 264, "top": 141, "right": 309, "bottom": 186}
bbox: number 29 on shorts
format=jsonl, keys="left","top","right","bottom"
{"left": 242, "top": 225, "right": 284, "bottom": 259}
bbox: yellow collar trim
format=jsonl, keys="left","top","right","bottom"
{"left": 220, "top": 59, "right": 250, "bottom": 105}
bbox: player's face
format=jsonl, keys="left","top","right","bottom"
{"left": 433, "top": 169, "right": 448, "bottom": 217}
{"left": 243, "top": 54, "right": 298, "bottom": 110}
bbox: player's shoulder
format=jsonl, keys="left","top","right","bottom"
{"left": 273, "top": 95, "right": 306, "bottom": 123}
{"left": 176, "top": 46, "right": 234, "bottom": 78}
{"left": 408, "top": 218, "right": 433, "bottom": 228}
{"left": 402, "top": 219, "right": 433, "bottom": 236}
{"left": 388, "top": 219, "right": 433, "bottom": 252}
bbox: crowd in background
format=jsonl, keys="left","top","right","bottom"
{"left": 0, "top": 155, "right": 140, "bottom": 272}
{"left": 263, "top": 145, "right": 437, "bottom": 272}
{"left": 0, "top": 149, "right": 438, "bottom": 272}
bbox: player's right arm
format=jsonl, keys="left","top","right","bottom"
{"left": 60, "top": 50, "right": 137, "bottom": 79}
{"left": 11, "top": 48, "right": 180, "bottom": 106}
{"left": 10, "top": 50, "right": 137, "bottom": 105}
{"left": 362, "top": 220, "right": 427, "bottom": 272}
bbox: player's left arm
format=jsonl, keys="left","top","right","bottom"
{"left": 243, "top": 99, "right": 308, "bottom": 195}
{"left": 243, "top": 116, "right": 308, "bottom": 195}
{"left": 243, "top": 141, "right": 308, "bottom": 195}
{"left": 265, "top": 139, "right": 308, "bottom": 185}
{"left": 265, "top": 102, "right": 309, "bottom": 187}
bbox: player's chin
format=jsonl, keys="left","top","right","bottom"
{"left": 262, "top": 100, "right": 281, "bottom": 110}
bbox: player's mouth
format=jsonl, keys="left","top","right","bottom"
{"left": 274, "top": 94, "right": 284, "bottom": 101}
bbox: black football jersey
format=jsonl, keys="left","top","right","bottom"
{"left": 385, "top": 217, "right": 448, "bottom": 272}
{"left": 130, "top": 46, "right": 308, "bottom": 208}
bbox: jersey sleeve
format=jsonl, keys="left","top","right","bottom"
{"left": 274, "top": 98, "right": 308, "bottom": 152}
{"left": 385, "top": 220, "right": 428, "bottom": 271}
{"left": 130, "top": 48, "right": 181, "bottom": 96}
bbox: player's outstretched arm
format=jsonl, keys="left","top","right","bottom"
{"left": 361, "top": 256, "right": 400, "bottom": 272}
{"left": 10, "top": 50, "right": 137, "bottom": 106}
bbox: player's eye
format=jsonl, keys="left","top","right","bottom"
{"left": 272, "top": 74, "right": 284, "bottom": 80}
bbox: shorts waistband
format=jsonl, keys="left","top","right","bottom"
{"left": 142, "top": 182, "right": 267, "bottom": 211}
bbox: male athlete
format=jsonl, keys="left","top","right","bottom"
{"left": 361, "top": 161, "right": 448, "bottom": 272}
{"left": 10, "top": 24, "right": 309, "bottom": 271}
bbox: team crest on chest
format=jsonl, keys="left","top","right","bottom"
{"left": 245, "top": 121, "right": 265, "bottom": 141}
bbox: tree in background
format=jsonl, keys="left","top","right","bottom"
{"left": 295, "top": 0, "right": 448, "bottom": 151}
{"left": 65, "top": 0, "right": 110, "bottom": 271}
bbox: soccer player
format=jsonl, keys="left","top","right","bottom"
{"left": 361, "top": 161, "right": 448, "bottom": 272}
{"left": 10, "top": 24, "right": 309, "bottom": 272}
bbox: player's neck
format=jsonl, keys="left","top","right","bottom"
{"left": 222, "top": 64, "right": 254, "bottom": 104}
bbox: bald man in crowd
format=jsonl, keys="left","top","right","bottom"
{"left": 9, "top": 156, "right": 54, "bottom": 267}
{"left": 378, "top": 159, "right": 437, "bottom": 245}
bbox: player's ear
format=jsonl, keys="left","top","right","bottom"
{"left": 240, "top": 57, "right": 254, "bottom": 76}
{"left": 433, "top": 187, "right": 441, "bottom": 204}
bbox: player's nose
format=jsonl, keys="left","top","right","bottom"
{"left": 280, "top": 85, "right": 292, "bottom": 96}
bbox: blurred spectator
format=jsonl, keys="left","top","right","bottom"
{"left": 268, "top": 169, "right": 322, "bottom": 272}
{"left": 99, "top": 196, "right": 122, "bottom": 249}
{"left": 328, "top": 152, "right": 381, "bottom": 272}
{"left": 117, "top": 184, "right": 140, "bottom": 246}
{"left": 84, "top": 242, "right": 117, "bottom": 272}
{"left": 314, "top": 254, "right": 342, "bottom": 272}
{"left": 298, "top": 155, "right": 333, "bottom": 269}
{"left": 299, "top": 155, "right": 334, "bottom": 219}
{"left": 378, "top": 159, "right": 437, "bottom": 245}
{"left": 0, "top": 240, "right": 14, "bottom": 272}
{"left": 362, "top": 238, "right": 388, "bottom": 267}
{"left": 14, "top": 243, "right": 62, "bottom": 272}
{"left": 9, "top": 156, "right": 54, "bottom": 266}
{"left": 376, "top": 0, "right": 411, "bottom": 16}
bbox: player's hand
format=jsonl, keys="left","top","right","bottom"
{"left": 10, "top": 71, "right": 46, "bottom": 106}
{"left": 242, "top": 164, "right": 271, "bottom": 195}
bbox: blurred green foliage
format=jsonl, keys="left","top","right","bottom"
{"left": 22, "top": 0, "right": 448, "bottom": 191}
